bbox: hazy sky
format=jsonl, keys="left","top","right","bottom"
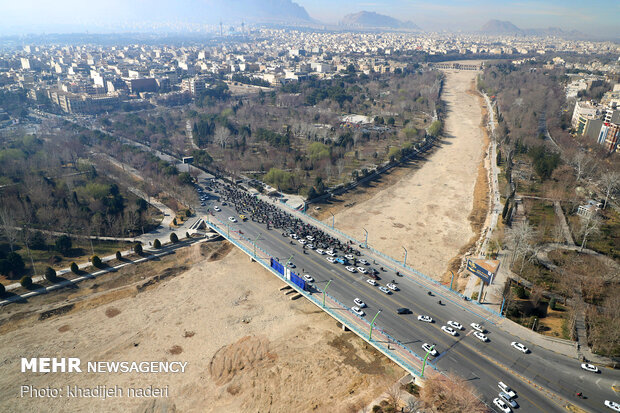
{"left": 0, "top": 0, "right": 618, "bottom": 38}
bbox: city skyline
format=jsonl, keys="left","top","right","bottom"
{"left": 0, "top": 0, "right": 618, "bottom": 39}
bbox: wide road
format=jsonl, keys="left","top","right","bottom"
{"left": 193, "top": 181, "right": 620, "bottom": 413}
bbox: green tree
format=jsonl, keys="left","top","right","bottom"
{"left": 91, "top": 255, "right": 103, "bottom": 268}
{"left": 30, "top": 231, "right": 47, "bottom": 250}
{"left": 44, "top": 266, "right": 57, "bottom": 282}
{"left": 0, "top": 252, "right": 25, "bottom": 278}
{"left": 0, "top": 283, "right": 5, "bottom": 295}
{"left": 20, "top": 276, "right": 33, "bottom": 288}
{"left": 549, "top": 297, "right": 557, "bottom": 311}
{"left": 134, "top": 243, "right": 143, "bottom": 254}
{"left": 428, "top": 120, "right": 442, "bottom": 137}
{"left": 115, "top": 251, "right": 122, "bottom": 260}
{"left": 153, "top": 239, "right": 161, "bottom": 249}
{"left": 54, "top": 235, "right": 72, "bottom": 255}
{"left": 170, "top": 233, "right": 179, "bottom": 243}
{"left": 70, "top": 262, "right": 79, "bottom": 274}
{"left": 514, "top": 285, "right": 526, "bottom": 299}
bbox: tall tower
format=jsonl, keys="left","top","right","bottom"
{"left": 219, "top": 20, "right": 223, "bottom": 36}
{"left": 241, "top": 21, "right": 245, "bottom": 36}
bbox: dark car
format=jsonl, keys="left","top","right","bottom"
{"left": 397, "top": 308, "right": 411, "bottom": 314}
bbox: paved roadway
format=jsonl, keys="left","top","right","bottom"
{"left": 193, "top": 181, "right": 620, "bottom": 413}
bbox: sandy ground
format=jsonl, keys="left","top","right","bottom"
{"left": 0, "top": 242, "right": 402, "bottom": 413}
{"left": 327, "top": 69, "right": 485, "bottom": 280}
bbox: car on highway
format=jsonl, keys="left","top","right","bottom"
{"left": 221, "top": 201, "right": 227, "bottom": 206}
{"left": 214, "top": 206, "right": 221, "bottom": 212}
{"left": 289, "top": 233, "right": 299, "bottom": 239}
{"left": 499, "top": 392, "right": 518, "bottom": 409}
{"left": 345, "top": 254, "right": 355, "bottom": 260}
{"left": 351, "top": 306, "right": 365, "bottom": 317}
{"left": 473, "top": 332, "right": 488, "bottom": 342}
{"left": 286, "top": 262, "right": 296, "bottom": 268}
{"left": 228, "top": 217, "right": 237, "bottom": 223}
{"left": 306, "top": 235, "right": 315, "bottom": 241}
{"left": 493, "top": 397, "right": 511, "bottom": 413}
{"left": 421, "top": 343, "right": 438, "bottom": 356}
{"left": 447, "top": 321, "right": 463, "bottom": 330}
{"left": 302, "top": 274, "right": 314, "bottom": 283}
{"left": 357, "top": 267, "right": 367, "bottom": 274}
{"left": 298, "top": 239, "right": 307, "bottom": 245}
{"left": 358, "top": 259, "right": 369, "bottom": 265}
{"left": 605, "top": 400, "right": 620, "bottom": 412}
{"left": 306, "top": 244, "right": 315, "bottom": 250}
{"left": 378, "top": 286, "right": 391, "bottom": 294}
{"left": 417, "top": 315, "right": 433, "bottom": 323}
{"left": 345, "top": 266, "right": 357, "bottom": 273}
{"left": 326, "top": 249, "right": 336, "bottom": 256}
{"left": 581, "top": 363, "right": 599, "bottom": 373}
{"left": 239, "top": 214, "right": 247, "bottom": 221}
{"left": 441, "top": 326, "right": 458, "bottom": 336}
{"left": 366, "top": 279, "right": 377, "bottom": 286}
{"left": 470, "top": 323, "right": 485, "bottom": 333}
{"left": 511, "top": 342, "right": 529, "bottom": 353}
{"left": 326, "top": 256, "right": 336, "bottom": 263}
{"left": 354, "top": 298, "right": 366, "bottom": 308}
{"left": 315, "top": 249, "right": 325, "bottom": 255}
{"left": 386, "top": 282, "right": 398, "bottom": 291}
{"left": 497, "top": 382, "right": 516, "bottom": 399}
{"left": 396, "top": 308, "right": 411, "bottom": 314}
{"left": 336, "top": 257, "right": 348, "bottom": 265}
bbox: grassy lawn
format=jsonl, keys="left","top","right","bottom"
{"left": 523, "top": 198, "right": 558, "bottom": 243}
{"left": 566, "top": 207, "right": 620, "bottom": 260}
{"left": 538, "top": 304, "right": 571, "bottom": 340}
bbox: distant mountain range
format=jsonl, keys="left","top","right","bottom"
{"left": 479, "top": 19, "right": 585, "bottom": 38}
{"left": 339, "top": 11, "right": 419, "bottom": 30}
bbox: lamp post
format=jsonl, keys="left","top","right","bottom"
{"left": 322, "top": 280, "right": 332, "bottom": 307}
{"left": 253, "top": 234, "right": 261, "bottom": 258}
{"left": 285, "top": 254, "right": 294, "bottom": 267}
{"left": 369, "top": 309, "right": 382, "bottom": 340}
{"left": 329, "top": 211, "right": 335, "bottom": 229}
{"left": 363, "top": 228, "right": 368, "bottom": 248}
{"left": 402, "top": 246, "right": 407, "bottom": 267}
{"left": 421, "top": 344, "right": 435, "bottom": 378}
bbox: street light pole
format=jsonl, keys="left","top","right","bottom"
{"left": 363, "top": 228, "right": 368, "bottom": 248}
{"left": 421, "top": 344, "right": 435, "bottom": 378}
{"left": 322, "top": 279, "right": 332, "bottom": 307}
{"left": 253, "top": 234, "right": 260, "bottom": 258}
{"left": 402, "top": 246, "right": 407, "bottom": 267}
{"left": 285, "top": 254, "right": 294, "bottom": 267}
{"left": 329, "top": 211, "right": 335, "bottom": 229}
{"left": 369, "top": 309, "right": 382, "bottom": 340}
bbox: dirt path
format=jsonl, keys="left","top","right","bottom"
{"left": 326, "top": 68, "right": 486, "bottom": 280}
{"left": 0, "top": 243, "right": 402, "bottom": 413}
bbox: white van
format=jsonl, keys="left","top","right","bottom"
{"left": 498, "top": 382, "right": 516, "bottom": 399}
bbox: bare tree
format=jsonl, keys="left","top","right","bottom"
{"left": 504, "top": 221, "right": 536, "bottom": 265}
{"left": 571, "top": 151, "right": 593, "bottom": 182}
{"left": 214, "top": 126, "right": 230, "bottom": 148}
{"left": 385, "top": 383, "right": 403, "bottom": 411}
{"left": 599, "top": 171, "right": 619, "bottom": 209}
{"left": 578, "top": 214, "right": 601, "bottom": 252}
{"left": 0, "top": 206, "right": 19, "bottom": 252}
{"left": 336, "top": 158, "right": 345, "bottom": 176}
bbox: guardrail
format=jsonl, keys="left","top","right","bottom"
{"left": 205, "top": 216, "right": 432, "bottom": 378}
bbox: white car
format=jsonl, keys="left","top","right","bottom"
{"left": 581, "top": 363, "right": 599, "bottom": 373}
{"left": 326, "top": 256, "right": 336, "bottom": 263}
{"left": 306, "top": 235, "right": 314, "bottom": 241}
{"left": 214, "top": 206, "right": 221, "bottom": 212}
{"left": 326, "top": 250, "right": 336, "bottom": 256}
{"left": 498, "top": 382, "right": 516, "bottom": 399}
{"left": 228, "top": 217, "right": 237, "bottom": 223}
{"left": 470, "top": 323, "right": 485, "bottom": 333}
{"left": 441, "top": 326, "right": 458, "bottom": 336}
{"left": 366, "top": 279, "right": 377, "bottom": 286}
{"left": 354, "top": 298, "right": 366, "bottom": 308}
{"left": 421, "top": 343, "right": 438, "bottom": 356}
{"left": 306, "top": 244, "right": 315, "bottom": 250}
{"left": 286, "top": 262, "right": 296, "bottom": 268}
{"left": 511, "top": 342, "right": 529, "bottom": 353}
{"left": 499, "top": 392, "right": 518, "bottom": 409}
{"left": 200, "top": 202, "right": 206, "bottom": 206}
{"left": 345, "top": 254, "right": 354, "bottom": 260}
{"left": 605, "top": 400, "right": 620, "bottom": 412}
{"left": 315, "top": 249, "right": 325, "bottom": 255}
{"left": 351, "top": 306, "right": 365, "bottom": 317}
{"left": 386, "top": 283, "right": 398, "bottom": 291}
{"left": 290, "top": 233, "right": 298, "bottom": 239}
{"left": 473, "top": 331, "right": 488, "bottom": 342}
{"left": 493, "top": 398, "right": 511, "bottom": 413}
{"left": 447, "top": 320, "right": 463, "bottom": 330}
{"left": 345, "top": 266, "right": 357, "bottom": 273}
{"left": 417, "top": 315, "right": 433, "bottom": 323}
{"left": 358, "top": 259, "right": 369, "bottom": 265}
{"left": 357, "top": 267, "right": 367, "bottom": 274}
{"left": 302, "top": 274, "right": 314, "bottom": 283}
{"left": 298, "top": 239, "right": 307, "bottom": 245}
{"left": 378, "top": 286, "right": 391, "bottom": 294}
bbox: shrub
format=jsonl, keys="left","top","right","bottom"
{"left": 153, "top": 239, "right": 161, "bottom": 249}
{"left": 0, "top": 252, "right": 26, "bottom": 278}
{"left": 185, "top": 209, "right": 192, "bottom": 218}
{"left": 549, "top": 297, "right": 557, "bottom": 311}
{"left": 134, "top": 243, "right": 143, "bottom": 254}
{"left": 115, "top": 251, "right": 122, "bottom": 260}
{"left": 170, "top": 233, "right": 179, "bottom": 243}
{"left": 20, "top": 276, "right": 33, "bottom": 288}
{"left": 471, "top": 291, "right": 479, "bottom": 301}
{"left": 91, "top": 255, "right": 103, "bottom": 268}
{"left": 70, "top": 262, "right": 79, "bottom": 274}
{"left": 514, "top": 285, "right": 527, "bottom": 299}
{"left": 0, "top": 283, "right": 4, "bottom": 295}
{"left": 44, "top": 266, "right": 57, "bottom": 282}
{"left": 54, "top": 235, "right": 72, "bottom": 255}
{"left": 173, "top": 218, "right": 178, "bottom": 226}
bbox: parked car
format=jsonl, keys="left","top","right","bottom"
{"left": 228, "top": 217, "right": 237, "bottom": 223}
{"left": 214, "top": 206, "right": 221, "bottom": 212}
{"left": 345, "top": 266, "right": 356, "bottom": 273}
